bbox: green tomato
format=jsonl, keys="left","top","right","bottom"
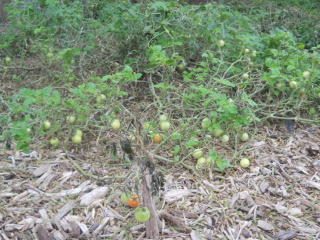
{"left": 67, "top": 115, "right": 76, "bottom": 123}
{"left": 44, "top": 121, "right": 51, "bottom": 130}
{"left": 192, "top": 149, "right": 203, "bottom": 159}
{"left": 160, "top": 121, "right": 170, "bottom": 131}
{"left": 318, "top": 93, "right": 320, "bottom": 98}
{"left": 205, "top": 134, "right": 212, "bottom": 140}
{"left": 240, "top": 133, "right": 249, "bottom": 142}
{"left": 240, "top": 158, "right": 250, "bottom": 168}
{"left": 244, "top": 48, "right": 250, "bottom": 53}
{"left": 5, "top": 56, "right": 11, "bottom": 63}
{"left": 206, "top": 156, "right": 214, "bottom": 165}
{"left": 221, "top": 135, "right": 229, "bottom": 143}
{"left": 135, "top": 207, "right": 151, "bottom": 223}
{"left": 75, "top": 129, "right": 83, "bottom": 137}
{"left": 197, "top": 157, "right": 207, "bottom": 166}
{"left": 120, "top": 191, "right": 131, "bottom": 204}
{"left": 276, "top": 83, "right": 283, "bottom": 88}
{"left": 50, "top": 138, "right": 59, "bottom": 146}
{"left": 217, "top": 40, "right": 225, "bottom": 47}
{"left": 213, "top": 129, "right": 224, "bottom": 137}
{"left": 159, "top": 114, "right": 168, "bottom": 122}
{"left": 189, "top": 137, "right": 200, "bottom": 147}
{"left": 289, "top": 81, "right": 297, "bottom": 88}
{"left": 96, "top": 94, "right": 107, "bottom": 103}
{"left": 47, "top": 52, "right": 54, "bottom": 58}
{"left": 252, "top": 50, "right": 257, "bottom": 57}
{"left": 302, "top": 71, "right": 310, "bottom": 79}
{"left": 201, "top": 118, "right": 210, "bottom": 129}
{"left": 26, "top": 128, "right": 31, "bottom": 133}
{"left": 72, "top": 135, "right": 82, "bottom": 144}
{"left": 111, "top": 119, "right": 121, "bottom": 129}
{"left": 242, "top": 73, "right": 249, "bottom": 79}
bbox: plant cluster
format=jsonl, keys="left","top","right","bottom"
{"left": 1, "top": 0, "right": 320, "bottom": 168}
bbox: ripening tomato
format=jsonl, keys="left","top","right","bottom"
{"left": 153, "top": 133, "right": 162, "bottom": 143}
{"left": 135, "top": 207, "right": 151, "bottom": 223}
{"left": 128, "top": 194, "right": 140, "bottom": 207}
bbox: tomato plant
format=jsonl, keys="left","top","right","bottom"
{"left": 128, "top": 194, "right": 140, "bottom": 207}
{"left": 135, "top": 207, "right": 150, "bottom": 223}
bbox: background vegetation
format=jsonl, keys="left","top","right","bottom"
{"left": 0, "top": 0, "right": 319, "bottom": 165}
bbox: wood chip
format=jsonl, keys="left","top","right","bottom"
{"left": 274, "top": 231, "right": 297, "bottom": 240}
{"left": 158, "top": 211, "right": 192, "bottom": 233}
{"left": 80, "top": 186, "right": 109, "bottom": 206}
{"left": 35, "top": 225, "right": 53, "bottom": 240}
{"left": 257, "top": 220, "right": 274, "bottom": 231}
{"left": 39, "top": 209, "right": 53, "bottom": 230}
{"left": 32, "top": 164, "right": 52, "bottom": 177}
{"left": 164, "top": 189, "right": 191, "bottom": 204}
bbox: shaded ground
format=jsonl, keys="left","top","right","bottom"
{"left": 0, "top": 122, "right": 319, "bottom": 239}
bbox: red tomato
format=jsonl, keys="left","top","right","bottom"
{"left": 127, "top": 194, "right": 140, "bottom": 207}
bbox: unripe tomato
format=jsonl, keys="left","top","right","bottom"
{"left": 240, "top": 158, "right": 250, "bottom": 168}
{"left": 120, "top": 191, "right": 131, "bottom": 204}
{"left": 189, "top": 137, "right": 200, "bottom": 147}
{"left": 240, "top": 133, "right": 249, "bottom": 142}
{"left": 135, "top": 207, "right": 150, "bottom": 223}
{"left": 302, "top": 71, "right": 310, "bottom": 79}
{"left": 289, "top": 81, "right": 297, "bottom": 88}
{"left": 192, "top": 149, "right": 203, "bottom": 159}
{"left": 153, "top": 133, "right": 162, "bottom": 143}
{"left": 96, "top": 94, "right": 106, "bottom": 103}
{"left": 221, "top": 135, "right": 229, "bottom": 143}
{"left": 213, "top": 129, "right": 224, "bottom": 137}
{"left": 242, "top": 73, "right": 249, "bottom": 79}
{"left": 160, "top": 121, "right": 170, "bottom": 131}
{"left": 245, "top": 48, "right": 250, "bottom": 53}
{"left": 201, "top": 118, "right": 210, "bottom": 129}
{"left": 111, "top": 119, "right": 121, "bottom": 129}
{"left": 197, "top": 157, "right": 207, "bottom": 166}
{"left": 67, "top": 115, "right": 76, "bottom": 123}
{"left": 159, "top": 114, "right": 168, "bottom": 122}
{"left": 75, "top": 129, "right": 83, "bottom": 137}
{"left": 206, "top": 156, "right": 214, "bottom": 165}
{"left": 5, "top": 56, "right": 11, "bottom": 63}
{"left": 128, "top": 194, "right": 140, "bottom": 207}
{"left": 47, "top": 52, "right": 54, "bottom": 58}
{"left": 72, "top": 135, "right": 82, "bottom": 144}
{"left": 44, "top": 121, "right": 51, "bottom": 130}
{"left": 50, "top": 138, "right": 59, "bottom": 146}
{"left": 218, "top": 40, "right": 225, "bottom": 47}
{"left": 252, "top": 50, "right": 257, "bottom": 57}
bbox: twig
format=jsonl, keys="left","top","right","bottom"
{"left": 66, "top": 155, "right": 126, "bottom": 180}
